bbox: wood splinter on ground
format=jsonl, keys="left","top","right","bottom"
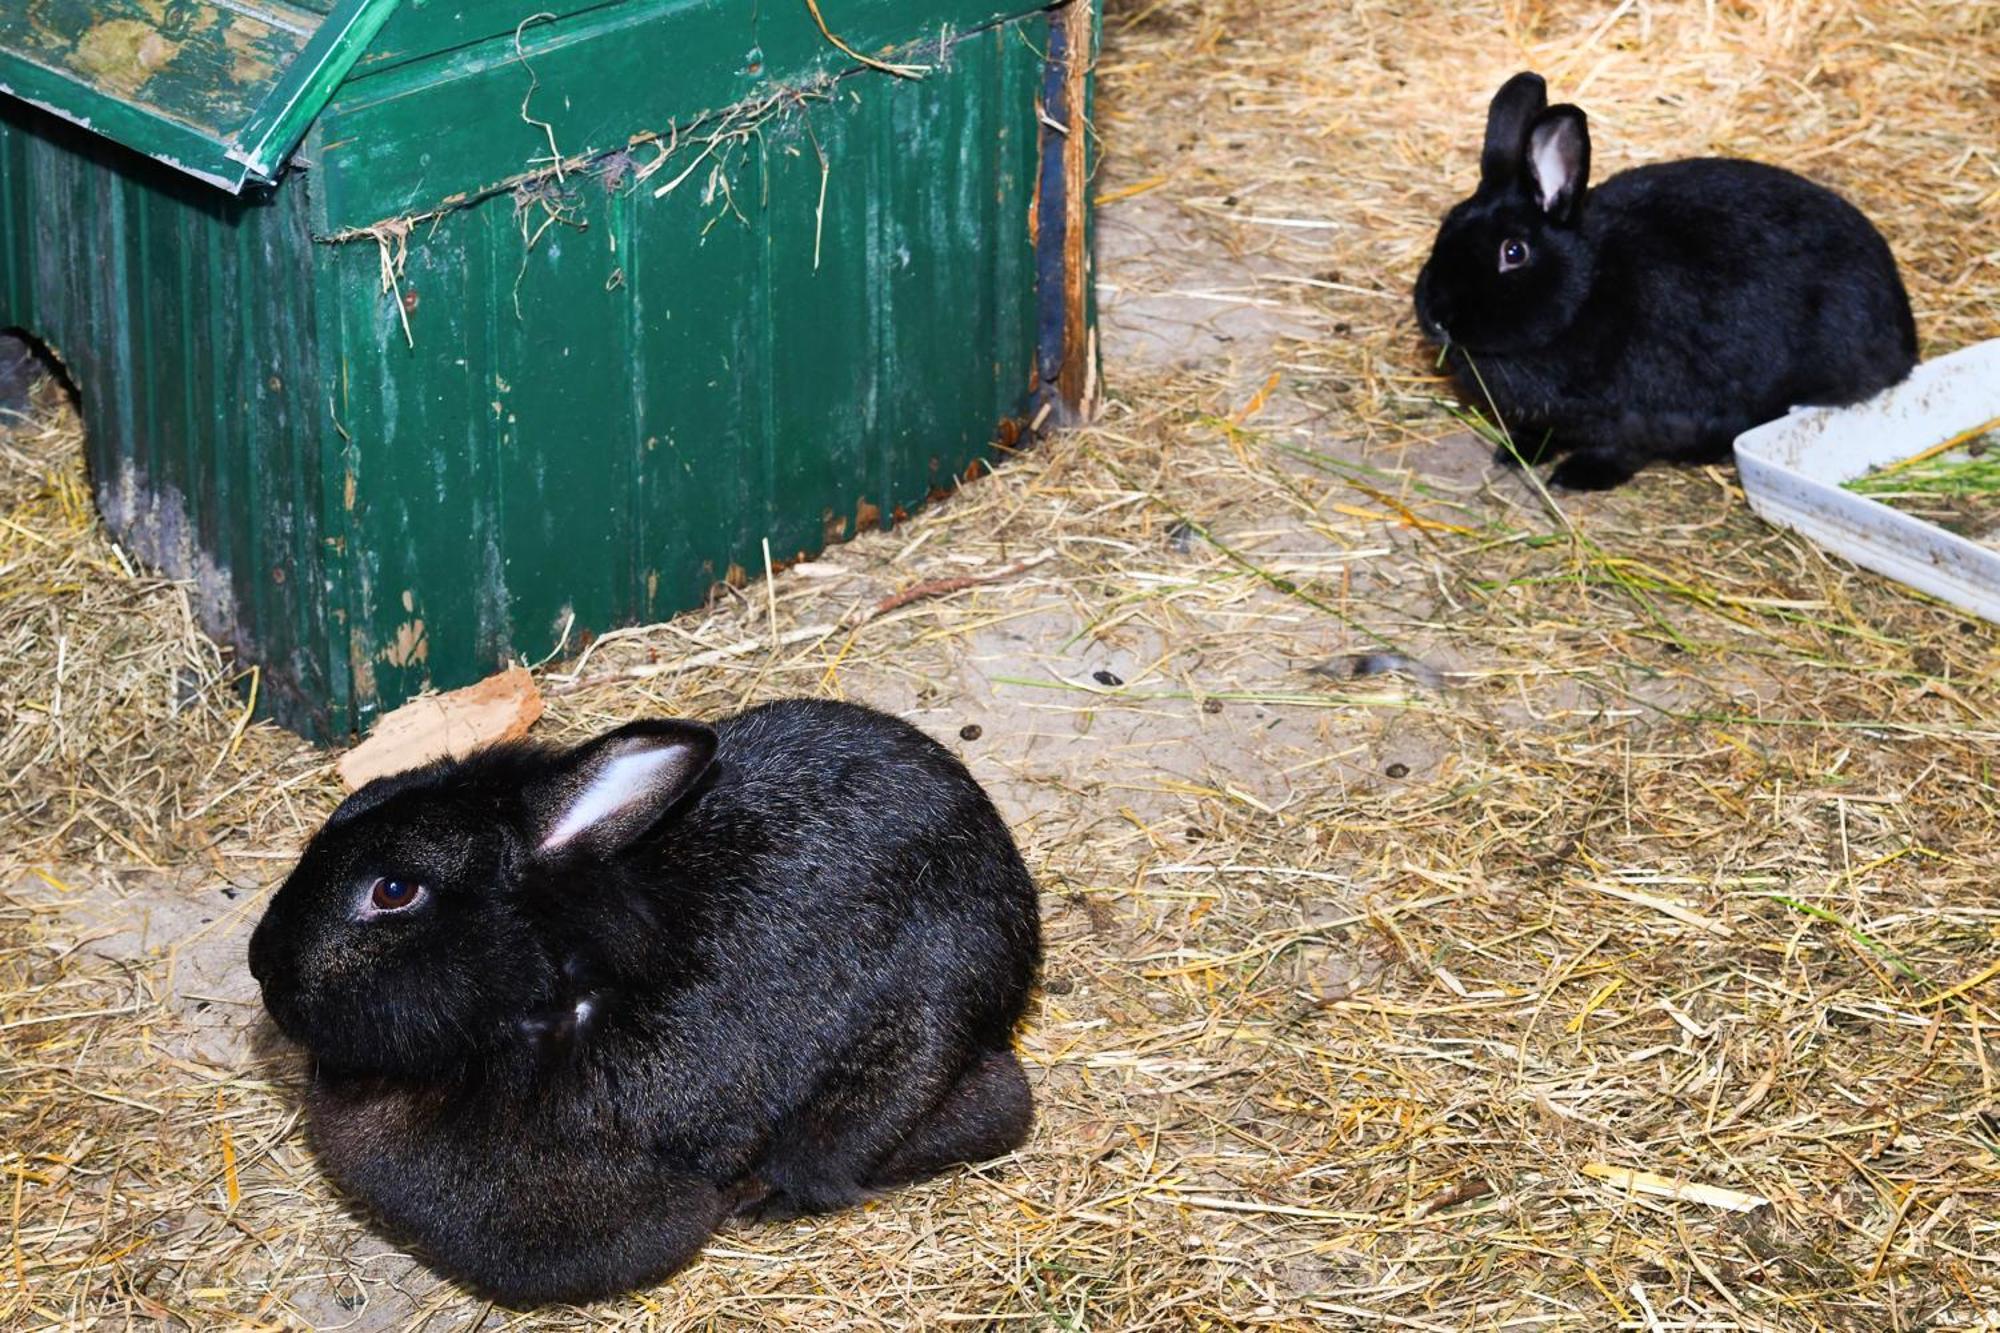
{"left": 335, "top": 664, "right": 545, "bottom": 791}
{"left": 1582, "top": 1164, "right": 1769, "bottom": 1213}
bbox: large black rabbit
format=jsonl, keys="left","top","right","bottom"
{"left": 247, "top": 698, "right": 1041, "bottom": 1307}
{"left": 1414, "top": 71, "right": 1917, "bottom": 490}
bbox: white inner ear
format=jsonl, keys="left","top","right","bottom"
{"left": 1530, "top": 127, "right": 1572, "bottom": 212}
{"left": 540, "top": 747, "right": 683, "bottom": 852}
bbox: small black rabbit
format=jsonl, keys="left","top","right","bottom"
{"left": 1414, "top": 71, "right": 1917, "bottom": 490}
{"left": 247, "top": 698, "right": 1041, "bottom": 1307}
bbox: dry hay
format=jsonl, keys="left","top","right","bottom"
{"left": 5, "top": 0, "right": 2000, "bottom": 1328}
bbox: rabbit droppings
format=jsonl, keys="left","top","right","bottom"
{"left": 247, "top": 698, "right": 1042, "bottom": 1307}
{"left": 1414, "top": 72, "right": 1917, "bottom": 491}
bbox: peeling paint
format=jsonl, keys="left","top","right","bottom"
{"left": 350, "top": 631, "right": 378, "bottom": 703}
{"left": 223, "top": 19, "right": 279, "bottom": 88}
{"left": 381, "top": 618, "right": 428, "bottom": 667}
{"left": 0, "top": 0, "right": 392, "bottom": 192}
{"left": 95, "top": 468, "right": 245, "bottom": 685}
{"left": 70, "top": 21, "right": 180, "bottom": 96}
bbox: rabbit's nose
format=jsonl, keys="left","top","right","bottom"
{"left": 1414, "top": 268, "right": 1452, "bottom": 339}
{"left": 247, "top": 913, "right": 279, "bottom": 985}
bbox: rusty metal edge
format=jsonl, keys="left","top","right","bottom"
{"left": 1031, "top": 0, "right": 1098, "bottom": 431}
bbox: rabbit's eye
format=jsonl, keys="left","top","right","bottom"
{"left": 1498, "top": 238, "right": 1531, "bottom": 272}
{"left": 369, "top": 877, "right": 425, "bottom": 912}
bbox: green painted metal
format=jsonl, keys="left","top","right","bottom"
{"left": 312, "top": 0, "right": 1034, "bottom": 233}
{"left": 0, "top": 0, "right": 1096, "bottom": 739}
{"left": 232, "top": 0, "right": 401, "bottom": 181}
{"left": 0, "top": 0, "right": 396, "bottom": 190}
{"left": 0, "top": 101, "right": 337, "bottom": 720}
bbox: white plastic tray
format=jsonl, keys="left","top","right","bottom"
{"left": 1734, "top": 338, "right": 2000, "bottom": 625}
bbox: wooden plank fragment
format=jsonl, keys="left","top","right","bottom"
{"left": 335, "top": 665, "right": 542, "bottom": 790}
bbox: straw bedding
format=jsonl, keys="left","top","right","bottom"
{"left": 4, "top": 0, "right": 1997, "bottom": 1327}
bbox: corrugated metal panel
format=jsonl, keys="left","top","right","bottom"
{"left": 0, "top": 0, "right": 396, "bottom": 189}
{"left": 319, "top": 21, "right": 1047, "bottom": 725}
{"left": 0, "top": 96, "right": 336, "bottom": 723}
{"left": 0, "top": 1, "right": 1095, "bottom": 738}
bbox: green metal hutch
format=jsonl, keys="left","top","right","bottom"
{"left": 0, "top": 0, "right": 1097, "bottom": 736}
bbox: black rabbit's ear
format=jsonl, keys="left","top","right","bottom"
{"left": 1527, "top": 106, "right": 1590, "bottom": 223}
{"left": 532, "top": 721, "right": 718, "bottom": 859}
{"left": 1481, "top": 72, "right": 1548, "bottom": 186}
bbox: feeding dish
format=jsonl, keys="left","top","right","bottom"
{"left": 1735, "top": 339, "right": 2000, "bottom": 625}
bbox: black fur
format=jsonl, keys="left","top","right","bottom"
{"left": 247, "top": 698, "right": 1041, "bottom": 1307}
{"left": 1414, "top": 71, "right": 1918, "bottom": 490}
